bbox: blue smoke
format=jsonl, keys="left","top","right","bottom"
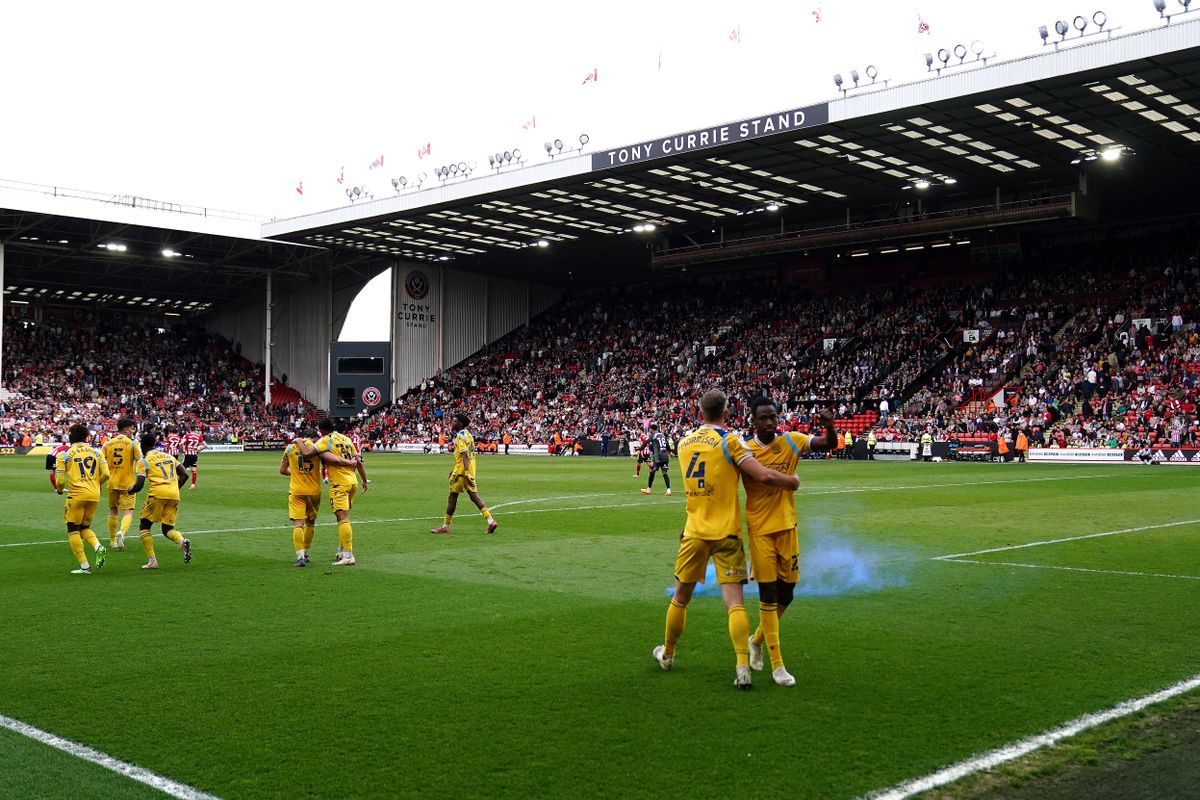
{"left": 665, "top": 527, "right": 907, "bottom": 597}
{"left": 797, "top": 530, "right": 909, "bottom": 597}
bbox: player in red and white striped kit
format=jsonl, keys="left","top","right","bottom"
{"left": 182, "top": 425, "right": 207, "bottom": 490}
{"left": 163, "top": 427, "right": 183, "bottom": 458}
{"left": 46, "top": 441, "right": 71, "bottom": 490}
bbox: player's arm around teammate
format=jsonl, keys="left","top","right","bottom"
{"left": 296, "top": 418, "right": 363, "bottom": 566}
{"left": 653, "top": 389, "right": 799, "bottom": 690}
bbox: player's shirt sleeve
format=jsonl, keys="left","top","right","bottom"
{"left": 96, "top": 447, "right": 110, "bottom": 484}
{"left": 788, "top": 432, "right": 813, "bottom": 456}
{"left": 55, "top": 451, "right": 67, "bottom": 474}
{"left": 722, "top": 432, "right": 751, "bottom": 466}
{"left": 315, "top": 435, "right": 331, "bottom": 454}
{"left": 136, "top": 457, "right": 148, "bottom": 479}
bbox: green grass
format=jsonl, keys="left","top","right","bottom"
{"left": 1, "top": 455, "right": 1198, "bottom": 799}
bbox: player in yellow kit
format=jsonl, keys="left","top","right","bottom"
{"left": 742, "top": 398, "right": 836, "bottom": 687}
{"left": 651, "top": 389, "right": 800, "bottom": 690}
{"left": 281, "top": 426, "right": 358, "bottom": 567}
{"left": 430, "top": 413, "right": 498, "bottom": 535}
{"left": 295, "top": 418, "right": 368, "bottom": 566}
{"left": 128, "top": 432, "right": 192, "bottom": 569}
{"left": 55, "top": 424, "right": 110, "bottom": 574}
{"left": 102, "top": 417, "right": 142, "bottom": 550}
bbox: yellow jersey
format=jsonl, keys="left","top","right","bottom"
{"left": 137, "top": 449, "right": 183, "bottom": 500}
{"left": 743, "top": 432, "right": 812, "bottom": 536}
{"left": 102, "top": 434, "right": 143, "bottom": 491}
{"left": 285, "top": 439, "right": 321, "bottom": 496}
{"left": 676, "top": 425, "right": 751, "bottom": 540}
{"left": 316, "top": 432, "right": 358, "bottom": 486}
{"left": 453, "top": 430, "right": 477, "bottom": 479}
{"left": 56, "top": 443, "right": 109, "bottom": 501}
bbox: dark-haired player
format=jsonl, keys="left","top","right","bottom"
{"left": 55, "top": 424, "right": 109, "bottom": 574}
{"left": 182, "top": 425, "right": 207, "bottom": 490}
{"left": 639, "top": 423, "right": 672, "bottom": 496}
{"left": 129, "top": 431, "right": 192, "bottom": 569}
{"left": 102, "top": 417, "right": 142, "bottom": 549}
{"left": 743, "top": 398, "right": 835, "bottom": 687}
{"left": 431, "top": 412, "right": 498, "bottom": 535}
{"left": 282, "top": 426, "right": 357, "bottom": 567}
{"left": 294, "top": 418, "right": 368, "bottom": 566}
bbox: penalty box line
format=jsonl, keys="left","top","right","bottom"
{"left": 861, "top": 671, "right": 1200, "bottom": 800}
{"left": 931, "top": 519, "right": 1200, "bottom": 561}
{"left": 0, "top": 713, "right": 222, "bottom": 800}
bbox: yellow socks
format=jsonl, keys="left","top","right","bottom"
{"left": 107, "top": 515, "right": 118, "bottom": 545}
{"left": 338, "top": 521, "right": 353, "bottom": 551}
{"left": 164, "top": 529, "right": 184, "bottom": 545}
{"left": 728, "top": 604, "right": 750, "bottom": 668}
{"left": 443, "top": 514, "right": 453, "bottom": 526}
{"left": 292, "top": 525, "right": 305, "bottom": 553}
{"left": 481, "top": 507, "right": 492, "bottom": 520}
{"left": 759, "top": 602, "right": 783, "bottom": 669}
{"left": 303, "top": 525, "right": 315, "bottom": 550}
{"left": 119, "top": 515, "right": 133, "bottom": 537}
{"left": 68, "top": 532, "right": 87, "bottom": 567}
{"left": 80, "top": 529, "right": 100, "bottom": 551}
{"left": 663, "top": 598, "right": 687, "bottom": 657}
{"left": 140, "top": 531, "right": 156, "bottom": 560}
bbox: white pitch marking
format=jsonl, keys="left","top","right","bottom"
{"left": 937, "top": 558, "right": 1200, "bottom": 582}
{"left": 931, "top": 519, "right": 1200, "bottom": 561}
{"left": 0, "top": 497, "right": 674, "bottom": 550}
{"left": 861, "top": 672, "right": 1200, "bottom": 800}
{"left": 0, "top": 713, "right": 222, "bottom": 800}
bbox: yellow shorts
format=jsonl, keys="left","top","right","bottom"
{"left": 329, "top": 483, "right": 357, "bottom": 513}
{"left": 141, "top": 497, "right": 179, "bottom": 526}
{"left": 108, "top": 488, "right": 136, "bottom": 512}
{"left": 289, "top": 493, "right": 320, "bottom": 521}
{"left": 64, "top": 499, "right": 99, "bottom": 527}
{"left": 448, "top": 474, "right": 478, "bottom": 495}
{"left": 673, "top": 535, "right": 747, "bottom": 584}
{"left": 748, "top": 528, "right": 800, "bottom": 584}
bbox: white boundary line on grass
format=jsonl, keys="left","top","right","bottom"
{"left": 0, "top": 713, "right": 222, "bottom": 800}
{"left": 0, "top": 496, "right": 673, "bottom": 549}
{"left": 935, "top": 558, "right": 1200, "bottom": 582}
{"left": 931, "top": 519, "right": 1200, "bottom": 561}
{"left": 862, "top": 671, "right": 1200, "bottom": 800}
{"left": 0, "top": 472, "right": 1158, "bottom": 551}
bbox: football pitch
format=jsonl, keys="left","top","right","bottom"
{"left": 1, "top": 454, "right": 1198, "bottom": 799}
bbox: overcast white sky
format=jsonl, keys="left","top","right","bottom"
{"left": 1, "top": 1, "right": 1158, "bottom": 339}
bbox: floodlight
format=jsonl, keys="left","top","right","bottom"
{"left": 943, "top": 177, "right": 958, "bottom": 185}
{"left": 488, "top": 155, "right": 496, "bottom": 166}
{"left": 924, "top": 52, "right": 934, "bottom": 68}
{"left": 938, "top": 48, "right": 950, "bottom": 65}
{"left": 644, "top": 223, "right": 657, "bottom": 231}
{"left": 953, "top": 44, "right": 967, "bottom": 61}
{"left": 449, "top": 164, "right": 458, "bottom": 175}
{"left": 536, "top": 240, "right": 549, "bottom": 248}
{"left": 544, "top": 141, "right": 553, "bottom": 154}
{"left": 971, "top": 40, "right": 985, "bottom": 56}
{"left": 914, "top": 179, "right": 931, "bottom": 189}
{"left": 1055, "top": 19, "right": 1069, "bottom": 36}
{"left": 1039, "top": 24, "right": 1049, "bottom": 42}
{"left": 457, "top": 161, "right": 467, "bottom": 173}
{"left": 1093, "top": 10, "right": 1107, "bottom": 28}
{"left": 391, "top": 178, "right": 400, "bottom": 188}
{"left": 553, "top": 139, "right": 564, "bottom": 151}
{"left": 850, "top": 69, "right": 860, "bottom": 85}
{"left": 633, "top": 224, "right": 646, "bottom": 232}
{"left": 579, "top": 134, "right": 590, "bottom": 146}
{"left": 162, "top": 249, "right": 178, "bottom": 257}
{"left": 766, "top": 203, "right": 780, "bottom": 211}
{"left": 1182, "top": 0, "right": 1192, "bottom": 8}
{"left": 352, "top": 187, "right": 361, "bottom": 197}
{"left": 865, "top": 65, "right": 878, "bottom": 81}
{"left": 503, "top": 150, "right": 512, "bottom": 162}
{"left": 1101, "top": 147, "right": 1122, "bottom": 161}
{"left": 833, "top": 73, "right": 843, "bottom": 88}
{"left": 511, "top": 150, "right": 520, "bottom": 161}
{"left": 1154, "top": 0, "right": 1166, "bottom": 10}
{"left": 1074, "top": 14, "right": 1088, "bottom": 32}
